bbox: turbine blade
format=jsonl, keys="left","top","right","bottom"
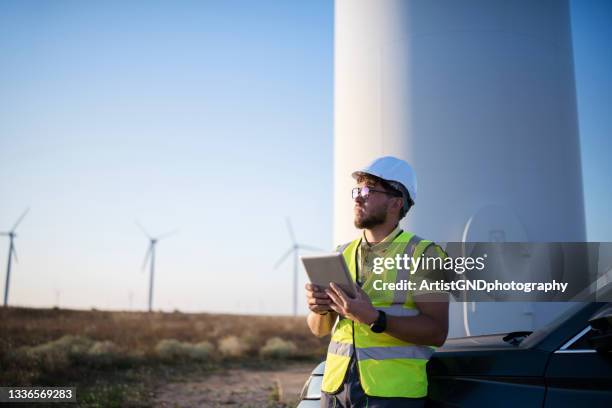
{"left": 285, "top": 217, "right": 296, "bottom": 244}
{"left": 157, "top": 229, "right": 179, "bottom": 241}
{"left": 141, "top": 245, "right": 152, "bottom": 271}
{"left": 297, "top": 244, "right": 324, "bottom": 252}
{"left": 0, "top": 232, "right": 9, "bottom": 236}
{"left": 135, "top": 220, "right": 151, "bottom": 239}
{"left": 11, "top": 208, "right": 30, "bottom": 232}
{"left": 274, "top": 247, "right": 294, "bottom": 269}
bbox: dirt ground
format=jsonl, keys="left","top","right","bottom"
{"left": 153, "top": 363, "right": 314, "bottom": 408}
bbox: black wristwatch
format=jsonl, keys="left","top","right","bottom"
{"left": 369, "top": 310, "right": 387, "bottom": 333}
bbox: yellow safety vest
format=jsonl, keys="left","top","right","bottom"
{"left": 321, "top": 231, "right": 444, "bottom": 398}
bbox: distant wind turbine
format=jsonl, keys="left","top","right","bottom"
{"left": 1, "top": 208, "right": 29, "bottom": 307}
{"left": 136, "top": 221, "right": 178, "bottom": 312}
{"left": 274, "top": 217, "right": 322, "bottom": 316}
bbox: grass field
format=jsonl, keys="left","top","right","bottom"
{"left": 0, "top": 307, "right": 328, "bottom": 407}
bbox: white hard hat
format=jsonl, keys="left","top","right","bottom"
{"left": 352, "top": 156, "right": 418, "bottom": 205}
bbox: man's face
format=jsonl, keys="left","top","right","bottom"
{"left": 353, "top": 180, "right": 393, "bottom": 230}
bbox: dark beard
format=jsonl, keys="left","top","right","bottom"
{"left": 354, "top": 206, "right": 387, "bottom": 229}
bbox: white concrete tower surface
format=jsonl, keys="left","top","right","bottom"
{"left": 334, "top": 0, "right": 585, "bottom": 337}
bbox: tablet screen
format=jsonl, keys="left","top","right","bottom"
{"left": 301, "top": 253, "right": 356, "bottom": 298}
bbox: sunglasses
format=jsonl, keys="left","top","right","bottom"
{"left": 352, "top": 186, "right": 402, "bottom": 200}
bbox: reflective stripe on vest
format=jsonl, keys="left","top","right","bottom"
{"left": 321, "top": 231, "right": 444, "bottom": 398}
{"left": 326, "top": 339, "right": 433, "bottom": 360}
{"left": 327, "top": 340, "right": 353, "bottom": 357}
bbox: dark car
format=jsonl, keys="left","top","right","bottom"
{"left": 298, "top": 301, "right": 612, "bottom": 408}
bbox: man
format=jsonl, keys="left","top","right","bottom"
{"left": 305, "top": 156, "right": 449, "bottom": 408}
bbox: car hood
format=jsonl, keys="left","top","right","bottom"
{"left": 428, "top": 333, "right": 550, "bottom": 377}
{"left": 437, "top": 333, "right": 518, "bottom": 351}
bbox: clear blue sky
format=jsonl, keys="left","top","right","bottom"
{"left": 0, "top": 0, "right": 610, "bottom": 314}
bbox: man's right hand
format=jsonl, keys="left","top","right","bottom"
{"left": 305, "top": 283, "right": 333, "bottom": 315}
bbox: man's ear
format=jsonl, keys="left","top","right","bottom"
{"left": 392, "top": 197, "right": 404, "bottom": 213}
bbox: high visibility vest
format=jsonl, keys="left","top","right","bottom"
{"left": 321, "top": 231, "right": 445, "bottom": 398}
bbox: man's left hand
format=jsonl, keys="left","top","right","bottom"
{"left": 326, "top": 283, "right": 379, "bottom": 325}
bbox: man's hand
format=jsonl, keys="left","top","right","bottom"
{"left": 305, "top": 283, "right": 334, "bottom": 314}
{"left": 326, "top": 283, "right": 378, "bottom": 325}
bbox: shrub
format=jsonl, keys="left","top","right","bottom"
{"left": 259, "top": 337, "right": 297, "bottom": 359}
{"left": 190, "top": 341, "right": 214, "bottom": 360}
{"left": 154, "top": 339, "right": 213, "bottom": 362}
{"left": 20, "top": 335, "right": 94, "bottom": 372}
{"left": 17, "top": 335, "right": 129, "bottom": 371}
{"left": 217, "top": 335, "right": 249, "bottom": 358}
{"left": 154, "top": 339, "right": 182, "bottom": 361}
{"left": 85, "top": 340, "right": 121, "bottom": 366}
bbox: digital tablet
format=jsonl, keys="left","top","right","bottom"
{"left": 300, "top": 253, "right": 356, "bottom": 298}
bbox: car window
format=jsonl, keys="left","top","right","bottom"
{"left": 561, "top": 302, "right": 612, "bottom": 351}
{"left": 521, "top": 301, "right": 588, "bottom": 348}
{"left": 567, "top": 326, "right": 597, "bottom": 350}
{"left": 523, "top": 302, "right": 611, "bottom": 349}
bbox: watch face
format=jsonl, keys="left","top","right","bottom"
{"left": 371, "top": 323, "right": 384, "bottom": 333}
{"left": 370, "top": 311, "right": 386, "bottom": 333}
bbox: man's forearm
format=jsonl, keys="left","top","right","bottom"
{"left": 385, "top": 314, "right": 448, "bottom": 347}
{"left": 307, "top": 311, "right": 337, "bottom": 337}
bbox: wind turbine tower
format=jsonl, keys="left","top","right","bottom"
{"left": 1, "top": 208, "right": 29, "bottom": 307}
{"left": 137, "top": 222, "right": 177, "bottom": 312}
{"left": 334, "top": 0, "right": 584, "bottom": 336}
{"left": 274, "top": 217, "right": 321, "bottom": 316}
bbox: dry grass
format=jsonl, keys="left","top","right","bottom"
{"left": 0, "top": 306, "right": 328, "bottom": 405}
{"left": 0, "top": 306, "right": 326, "bottom": 360}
